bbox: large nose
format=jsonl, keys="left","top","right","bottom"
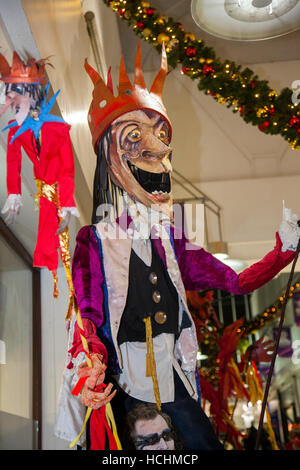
{"left": 142, "top": 131, "right": 172, "bottom": 156}
{"left": 161, "top": 154, "right": 172, "bottom": 173}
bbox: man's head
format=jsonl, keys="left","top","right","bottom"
{"left": 126, "top": 403, "right": 181, "bottom": 450}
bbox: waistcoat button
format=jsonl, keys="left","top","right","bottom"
{"left": 154, "top": 311, "right": 167, "bottom": 324}
{"left": 153, "top": 290, "right": 161, "bottom": 303}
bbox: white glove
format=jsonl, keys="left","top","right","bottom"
{"left": 1, "top": 194, "right": 22, "bottom": 225}
{"left": 59, "top": 207, "right": 80, "bottom": 219}
{"left": 279, "top": 200, "right": 300, "bottom": 252}
{"left": 57, "top": 206, "right": 80, "bottom": 234}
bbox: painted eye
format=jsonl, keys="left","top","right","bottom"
{"left": 128, "top": 128, "right": 141, "bottom": 142}
{"left": 158, "top": 129, "right": 167, "bottom": 141}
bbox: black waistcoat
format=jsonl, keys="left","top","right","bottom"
{"left": 117, "top": 239, "right": 179, "bottom": 345}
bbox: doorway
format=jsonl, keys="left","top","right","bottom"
{"left": 0, "top": 217, "right": 41, "bottom": 449}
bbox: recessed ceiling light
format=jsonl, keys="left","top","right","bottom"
{"left": 191, "top": 0, "right": 300, "bottom": 41}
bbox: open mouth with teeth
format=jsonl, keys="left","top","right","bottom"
{"left": 127, "top": 161, "right": 171, "bottom": 197}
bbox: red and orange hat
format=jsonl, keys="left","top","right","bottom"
{"left": 0, "top": 51, "right": 50, "bottom": 85}
{"left": 85, "top": 41, "right": 172, "bottom": 153}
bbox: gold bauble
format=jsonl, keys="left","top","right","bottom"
{"left": 156, "top": 15, "right": 168, "bottom": 24}
{"left": 124, "top": 10, "right": 131, "bottom": 19}
{"left": 157, "top": 33, "right": 170, "bottom": 44}
{"left": 142, "top": 28, "right": 151, "bottom": 37}
{"left": 206, "top": 58, "right": 213, "bottom": 64}
{"left": 184, "top": 32, "right": 195, "bottom": 42}
{"left": 110, "top": 1, "right": 120, "bottom": 11}
{"left": 141, "top": 1, "right": 150, "bottom": 7}
{"left": 199, "top": 57, "right": 205, "bottom": 63}
{"left": 269, "top": 90, "right": 278, "bottom": 98}
{"left": 256, "top": 108, "right": 267, "bottom": 118}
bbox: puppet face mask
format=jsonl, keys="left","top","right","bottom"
{"left": 108, "top": 109, "right": 173, "bottom": 218}
{"left": 0, "top": 90, "right": 33, "bottom": 125}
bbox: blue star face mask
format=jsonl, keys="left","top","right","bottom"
{"left": 2, "top": 81, "right": 66, "bottom": 144}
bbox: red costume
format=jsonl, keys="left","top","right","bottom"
{"left": 6, "top": 121, "right": 76, "bottom": 271}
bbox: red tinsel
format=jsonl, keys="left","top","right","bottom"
{"left": 186, "top": 46, "right": 197, "bottom": 58}
{"left": 289, "top": 115, "right": 300, "bottom": 127}
{"left": 137, "top": 21, "right": 145, "bottom": 30}
{"left": 202, "top": 64, "right": 214, "bottom": 76}
{"left": 145, "top": 7, "right": 155, "bottom": 16}
{"left": 258, "top": 121, "right": 269, "bottom": 132}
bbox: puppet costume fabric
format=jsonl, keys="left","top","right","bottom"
{"left": 0, "top": 52, "right": 79, "bottom": 279}
{"left": 55, "top": 206, "right": 295, "bottom": 450}
{"left": 5, "top": 120, "right": 76, "bottom": 271}
{"left": 54, "top": 43, "right": 299, "bottom": 450}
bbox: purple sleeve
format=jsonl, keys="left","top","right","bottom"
{"left": 72, "top": 225, "right": 104, "bottom": 328}
{"left": 172, "top": 227, "right": 244, "bottom": 294}
{"left": 172, "top": 227, "right": 295, "bottom": 295}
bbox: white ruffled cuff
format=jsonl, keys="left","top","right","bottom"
{"left": 1, "top": 194, "right": 22, "bottom": 214}
{"left": 279, "top": 205, "right": 300, "bottom": 252}
{"left": 59, "top": 206, "right": 80, "bottom": 219}
{"left": 70, "top": 351, "right": 87, "bottom": 389}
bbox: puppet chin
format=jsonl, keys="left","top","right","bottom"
{"left": 14, "top": 98, "right": 31, "bottom": 125}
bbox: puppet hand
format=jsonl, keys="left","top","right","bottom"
{"left": 57, "top": 207, "right": 80, "bottom": 234}
{"left": 79, "top": 354, "right": 116, "bottom": 409}
{"left": 80, "top": 382, "right": 116, "bottom": 410}
{"left": 1, "top": 194, "right": 22, "bottom": 224}
{"left": 248, "top": 336, "right": 274, "bottom": 363}
{"left": 279, "top": 201, "right": 300, "bottom": 252}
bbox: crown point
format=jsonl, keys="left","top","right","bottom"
{"left": 134, "top": 40, "right": 146, "bottom": 90}
{"left": 119, "top": 54, "right": 133, "bottom": 94}
{"left": 84, "top": 59, "right": 101, "bottom": 85}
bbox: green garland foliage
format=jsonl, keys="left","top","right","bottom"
{"left": 103, "top": 0, "right": 300, "bottom": 149}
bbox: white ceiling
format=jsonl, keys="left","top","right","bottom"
{"left": 119, "top": 0, "right": 300, "bottom": 72}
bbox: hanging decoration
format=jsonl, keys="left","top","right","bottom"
{"left": 187, "top": 291, "right": 279, "bottom": 449}
{"left": 103, "top": 0, "right": 300, "bottom": 150}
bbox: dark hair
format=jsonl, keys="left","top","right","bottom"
{"left": 92, "top": 126, "right": 124, "bottom": 224}
{"left": 6, "top": 82, "right": 44, "bottom": 106}
{"left": 123, "top": 403, "right": 183, "bottom": 450}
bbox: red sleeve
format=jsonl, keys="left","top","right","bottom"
{"left": 68, "top": 318, "right": 107, "bottom": 366}
{"left": 238, "top": 232, "right": 295, "bottom": 293}
{"left": 57, "top": 124, "right": 76, "bottom": 207}
{"left": 6, "top": 126, "right": 22, "bottom": 195}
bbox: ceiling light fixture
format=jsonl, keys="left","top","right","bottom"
{"left": 191, "top": 0, "right": 300, "bottom": 41}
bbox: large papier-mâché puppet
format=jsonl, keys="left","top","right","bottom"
{"left": 0, "top": 52, "right": 79, "bottom": 291}
{"left": 55, "top": 42, "right": 300, "bottom": 450}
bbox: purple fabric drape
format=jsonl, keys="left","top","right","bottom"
{"left": 72, "top": 225, "right": 104, "bottom": 328}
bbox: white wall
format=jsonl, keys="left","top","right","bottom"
{"left": 41, "top": 267, "right": 72, "bottom": 450}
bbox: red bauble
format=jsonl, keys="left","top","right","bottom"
{"left": 250, "top": 80, "right": 256, "bottom": 88}
{"left": 202, "top": 64, "right": 214, "bottom": 75}
{"left": 289, "top": 115, "right": 300, "bottom": 128}
{"left": 186, "top": 46, "right": 197, "bottom": 58}
{"left": 175, "top": 22, "right": 184, "bottom": 31}
{"left": 118, "top": 8, "right": 125, "bottom": 16}
{"left": 268, "top": 107, "right": 275, "bottom": 115}
{"left": 258, "top": 121, "right": 270, "bottom": 132}
{"left": 145, "top": 7, "right": 155, "bottom": 16}
{"left": 181, "top": 66, "right": 191, "bottom": 75}
{"left": 137, "top": 21, "right": 145, "bottom": 31}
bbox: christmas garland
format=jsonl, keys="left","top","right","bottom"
{"left": 243, "top": 279, "right": 300, "bottom": 335}
{"left": 103, "top": 0, "right": 300, "bottom": 149}
{"left": 188, "top": 278, "right": 300, "bottom": 385}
